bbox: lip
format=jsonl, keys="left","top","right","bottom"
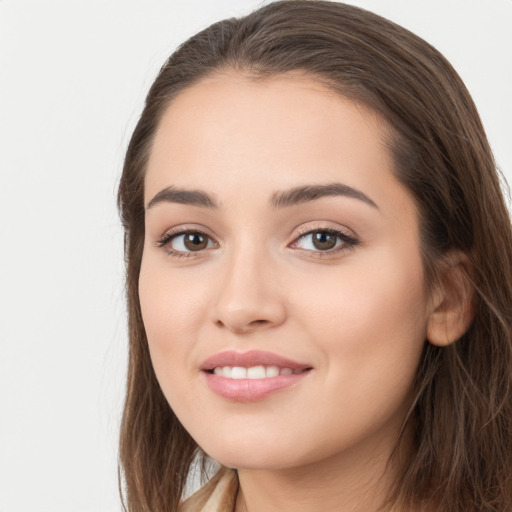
{"left": 200, "top": 350, "right": 312, "bottom": 402}
{"left": 200, "top": 350, "right": 310, "bottom": 371}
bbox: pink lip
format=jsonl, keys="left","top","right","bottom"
{"left": 200, "top": 350, "right": 310, "bottom": 371}
{"left": 200, "top": 350, "right": 312, "bottom": 402}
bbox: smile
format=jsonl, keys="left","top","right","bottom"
{"left": 212, "top": 365, "right": 304, "bottom": 379}
{"left": 200, "top": 350, "right": 312, "bottom": 401}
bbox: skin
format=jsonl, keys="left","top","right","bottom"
{"left": 139, "top": 72, "right": 436, "bottom": 511}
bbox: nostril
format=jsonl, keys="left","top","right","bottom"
{"left": 251, "top": 319, "right": 268, "bottom": 326}
{"left": 214, "top": 317, "right": 272, "bottom": 334}
{"left": 213, "top": 301, "right": 286, "bottom": 333}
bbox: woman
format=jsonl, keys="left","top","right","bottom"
{"left": 117, "top": 1, "right": 512, "bottom": 511}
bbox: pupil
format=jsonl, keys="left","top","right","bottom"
{"left": 184, "top": 233, "right": 207, "bottom": 251}
{"left": 313, "top": 231, "right": 336, "bottom": 250}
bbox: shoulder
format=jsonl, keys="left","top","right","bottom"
{"left": 179, "top": 467, "right": 238, "bottom": 512}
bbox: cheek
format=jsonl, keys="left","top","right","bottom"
{"left": 138, "top": 260, "right": 212, "bottom": 422}
{"left": 290, "top": 247, "right": 429, "bottom": 388}
{"left": 139, "top": 254, "right": 208, "bottom": 336}
{"left": 345, "top": 265, "right": 428, "bottom": 348}
{"left": 284, "top": 253, "right": 428, "bottom": 451}
{"left": 138, "top": 256, "right": 210, "bottom": 389}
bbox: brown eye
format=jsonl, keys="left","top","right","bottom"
{"left": 291, "top": 227, "right": 358, "bottom": 254}
{"left": 311, "top": 231, "right": 337, "bottom": 250}
{"left": 182, "top": 232, "right": 208, "bottom": 251}
{"left": 160, "top": 230, "right": 217, "bottom": 254}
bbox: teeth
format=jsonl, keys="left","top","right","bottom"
{"left": 247, "top": 366, "right": 266, "bottom": 379}
{"left": 212, "top": 365, "right": 300, "bottom": 379}
{"left": 266, "top": 366, "right": 279, "bottom": 378}
{"left": 231, "top": 366, "right": 247, "bottom": 379}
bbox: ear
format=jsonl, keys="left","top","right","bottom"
{"left": 427, "top": 251, "right": 474, "bottom": 347}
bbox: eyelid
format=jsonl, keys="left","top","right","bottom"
{"left": 153, "top": 222, "right": 359, "bottom": 258}
{"left": 292, "top": 222, "right": 357, "bottom": 239}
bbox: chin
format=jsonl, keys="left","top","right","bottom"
{"left": 201, "top": 439, "right": 302, "bottom": 471}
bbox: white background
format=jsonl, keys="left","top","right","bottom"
{"left": 0, "top": 1, "right": 510, "bottom": 511}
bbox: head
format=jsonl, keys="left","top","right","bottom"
{"left": 118, "top": 2, "right": 512, "bottom": 511}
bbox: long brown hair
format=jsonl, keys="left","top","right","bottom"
{"left": 117, "top": 1, "right": 512, "bottom": 510}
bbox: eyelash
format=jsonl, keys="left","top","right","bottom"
{"left": 291, "top": 225, "right": 359, "bottom": 257}
{"left": 155, "top": 228, "right": 217, "bottom": 259}
{"left": 155, "top": 225, "right": 359, "bottom": 259}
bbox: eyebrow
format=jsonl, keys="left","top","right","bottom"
{"left": 146, "top": 182, "right": 377, "bottom": 210}
{"left": 270, "top": 183, "right": 378, "bottom": 209}
{"left": 147, "top": 186, "right": 219, "bottom": 209}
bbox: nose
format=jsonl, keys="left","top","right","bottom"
{"left": 212, "top": 246, "right": 287, "bottom": 335}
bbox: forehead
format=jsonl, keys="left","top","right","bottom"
{"left": 144, "top": 72, "right": 408, "bottom": 216}
{"left": 148, "top": 72, "right": 386, "bottom": 160}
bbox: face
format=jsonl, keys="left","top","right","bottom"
{"left": 139, "top": 73, "right": 432, "bottom": 471}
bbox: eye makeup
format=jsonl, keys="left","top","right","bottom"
{"left": 153, "top": 221, "right": 359, "bottom": 260}
{"left": 290, "top": 224, "right": 359, "bottom": 258}
{"left": 154, "top": 225, "right": 219, "bottom": 258}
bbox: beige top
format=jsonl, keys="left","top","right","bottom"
{"left": 179, "top": 468, "right": 239, "bottom": 512}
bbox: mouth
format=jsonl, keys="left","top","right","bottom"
{"left": 200, "top": 350, "right": 313, "bottom": 401}
{"left": 209, "top": 365, "right": 305, "bottom": 379}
